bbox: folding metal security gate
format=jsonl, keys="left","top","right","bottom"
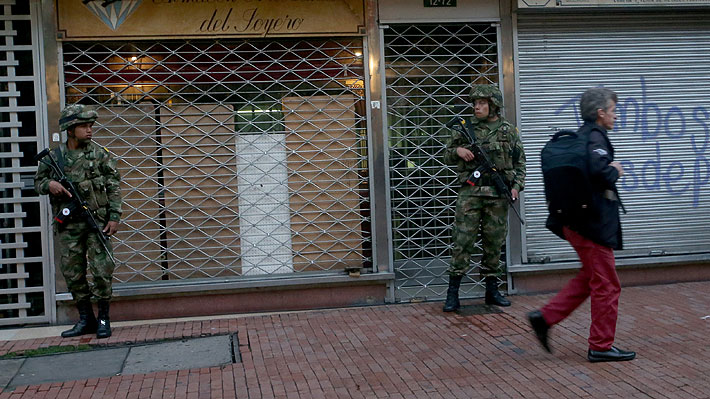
{"left": 0, "top": 1, "right": 52, "bottom": 325}
{"left": 383, "top": 23, "right": 502, "bottom": 302}
{"left": 62, "top": 38, "right": 371, "bottom": 283}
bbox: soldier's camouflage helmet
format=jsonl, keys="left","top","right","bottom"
{"left": 59, "top": 104, "right": 98, "bottom": 131}
{"left": 469, "top": 84, "right": 504, "bottom": 108}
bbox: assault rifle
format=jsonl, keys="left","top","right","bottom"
{"left": 34, "top": 148, "right": 117, "bottom": 265}
{"left": 445, "top": 116, "right": 525, "bottom": 225}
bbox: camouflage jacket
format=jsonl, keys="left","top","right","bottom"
{"left": 34, "top": 142, "right": 122, "bottom": 224}
{"left": 442, "top": 117, "right": 526, "bottom": 197}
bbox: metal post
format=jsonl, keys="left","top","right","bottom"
{"left": 499, "top": 0, "right": 524, "bottom": 292}
{"left": 364, "top": 0, "right": 395, "bottom": 301}
{"left": 40, "top": 0, "right": 62, "bottom": 322}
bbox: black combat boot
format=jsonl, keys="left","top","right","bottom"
{"left": 485, "top": 276, "right": 511, "bottom": 307}
{"left": 443, "top": 275, "right": 463, "bottom": 312}
{"left": 96, "top": 300, "right": 112, "bottom": 339}
{"left": 61, "top": 300, "right": 98, "bottom": 338}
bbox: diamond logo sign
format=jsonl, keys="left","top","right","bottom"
{"left": 85, "top": 0, "right": 142, "bottom": 31}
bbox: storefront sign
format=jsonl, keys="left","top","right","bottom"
{"left": 520, "top": 0, "right": 710, "bottom": 6}
{"left": 57, "top": 0, "right": 365, "bottom": 40}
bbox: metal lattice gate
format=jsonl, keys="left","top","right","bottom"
{"left": 383, "top": 23, "right": 502, "bottom": 302}
{"left": 62, "top": 38, "right": 371, "bottom": 283}
{"left": 0, "top": 1, "right": 52, "bottom": 325}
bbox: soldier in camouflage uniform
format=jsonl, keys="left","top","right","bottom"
{"left": 34, "top": 104, "right": 122, "bottom": 338}
{"left": 442, "top": 84, "right": 526, "bottom": 311}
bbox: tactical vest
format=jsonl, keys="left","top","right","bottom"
{"left": 455, "top": 119, "right": 518, "bottom": 195}
{"left": 51, "top": 143, "right": 112, "bottom": 223}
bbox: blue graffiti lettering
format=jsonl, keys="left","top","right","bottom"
{"left": 663, "top": 160, "right": 689, "bottom": 196}
{"left": 691, "top": 107, "right": 709, "bottom": 154}
{"left": 621, "top": 149, "right": 699, "bottom": 199}
{"left": 620, "top": 160, "right": 637, "bottom": 191}
{"left": 553, "top": 76, "right": 708, "bottom": 208}
{"left": 664, "top": 106, "right": 685, "bottom": 139}
{"left": 553, "top": 94, "right": 582, "bottom": 126}
{"left": 617, "top": 97, "right": 639, "bottom": 133}
{"left": 640, "top": 77, "right": 662, "bottom": 142}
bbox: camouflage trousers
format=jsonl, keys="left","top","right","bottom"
{"left": 56, "top": 220, "right": 115, "bottom": 302}
{"left": 447, "top": 189, "right": 508, "bottom": 278}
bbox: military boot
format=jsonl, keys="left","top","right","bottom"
{"left": 61, "top": 300, "right": 98, "bottom": 338}
{"left": 443, "top": 275, "right": 463, "bottom": 312}
{"left": 485, "top": 276, "right": 511, "bottom": 307}
{"left": 96, "top": 300, "right": 112, "bottom": 339}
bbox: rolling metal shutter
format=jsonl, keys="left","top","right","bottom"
{"left": 517, "top": 12, "right": 710, "bottom": 265}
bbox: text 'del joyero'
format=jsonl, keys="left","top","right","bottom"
{"left": 200, "top": 7, "right": 305, "bottom": 36}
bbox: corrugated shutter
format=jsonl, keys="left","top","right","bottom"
{"left": 517, "top": 12, "right": 710, "bottom": 265}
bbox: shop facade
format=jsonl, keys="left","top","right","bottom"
{"left": 375, "top": 0, "right": 513, "bottom": 302}
{"left": 1, "top": 0, "right": 708, "bottom": 326}
{"left": 511, "top": 0, "right": 710, "bottom": 292}
{"left": 6, "top": 0, "right": 392, "bottom": 325}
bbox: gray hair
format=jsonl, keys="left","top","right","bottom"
{"left": 580, "top": 87, "right": 618, "bottom": 123}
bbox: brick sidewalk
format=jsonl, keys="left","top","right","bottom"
{"left": 1, "top": 281, "right": 708, "bottom": 398}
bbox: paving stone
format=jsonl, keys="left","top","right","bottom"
{"left": 121, "top": 335, "right": 232, "bottom": 375}
{"left": 8, "top": 347, "right": 128, "bottom": 389}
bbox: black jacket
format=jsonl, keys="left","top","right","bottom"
{"left": 546, "top": 122, "right": 623, "bottom": 249}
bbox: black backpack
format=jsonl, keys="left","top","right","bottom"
{"left": 541, "top": 129, "right": 593, "bottom": 228}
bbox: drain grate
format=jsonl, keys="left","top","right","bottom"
{"left": 230, "top": 333, "right": 242, "bottom": 364}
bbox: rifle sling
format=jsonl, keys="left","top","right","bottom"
{"left": 52, "top": 145, "right": 66, "bottom": 176}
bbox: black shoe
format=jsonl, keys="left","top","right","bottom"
{"left": 484, "top": 277, "right": 511, "bottom": 307}
{"left": 61, "top": 300, "right": 98, "bottom": 338}
{"left": 527, "top": 310, "right": 551, "bottom": 353}
{"left": 443, "top": 275, "right": 463, "bottom": 312}
{"left": 588, "top": 346, "right": 636, "bottom": 363}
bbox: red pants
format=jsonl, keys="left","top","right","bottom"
{"left": 540, "top": 227, "right": 621, "bottom": 351}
